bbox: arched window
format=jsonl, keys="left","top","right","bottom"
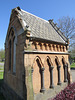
{"left": 13, "top": 36, "right": 16, "bottom": 73}
{"left": 9, "top": 40, "right": 11, "bottom": 71}
{"left": 8, "top": 28, "right": 16, "bottom": 74}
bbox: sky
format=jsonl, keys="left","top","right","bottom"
{"left": 0, "top": 0, "right": 75, "bottom": 49}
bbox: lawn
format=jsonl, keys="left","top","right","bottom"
{"left": 71, "top": 62, "right": 75, "bottom": 68}
{"left": 0, "top": 64, "right": 4, "bottom": 79}
{"left": 0, "top": 61, "right": 4, "bottom": 63}
{"left": 0, "top": 66, "right": 4, "bottom": 70}
{"left": 0, "top": 72, "right": 4, "bottom": 79}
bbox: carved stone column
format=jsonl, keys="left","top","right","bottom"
{"left": 57, "top": 65, "right": 61, "bottom": 85}
{"left": 50, "top": 66, "right": 54, "bottom": 88}
{"left": 64, "top": 64, "right": 68, "bottom": 82}
{"left": 40, "top": 67, "right": 45, "bottom": 93}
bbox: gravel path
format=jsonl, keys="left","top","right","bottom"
{"left": 0, "top": 70, "right": 4, "bottom": 72}
{"left": 0, "top": 63, "right": 4, "bottom": 66}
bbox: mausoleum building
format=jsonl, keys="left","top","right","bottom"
{"left": 3, "top": 7, "right": 72, "bottom": 100}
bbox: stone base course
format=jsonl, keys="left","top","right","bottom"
{"left": 34, "top": 82, "right": 68, "bottom": 100}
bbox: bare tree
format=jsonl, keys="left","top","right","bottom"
{"left": 57, "top": 16, "right": 75, "bottom": 49}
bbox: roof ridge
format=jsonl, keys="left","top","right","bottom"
{"left": 21, "top": 9, "right": 49, "bottom": 23}
{"left": 48, "top": 20, "right": 68, "bottom": 42}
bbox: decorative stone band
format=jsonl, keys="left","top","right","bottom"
{"left": 23, "top": 50, "right": 69, "bottom": 55}
{"left": 30, "top": 41, "right": 67, "bottom": 52}
{"left": 40, "top": 67, "right": 45, "bottom": 93}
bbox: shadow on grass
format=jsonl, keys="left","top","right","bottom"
{"left": 0, "top": 79, "right": 5, "bottom": 100}
{"left": 0, "top": 93, "right": 5, "bottom": 100}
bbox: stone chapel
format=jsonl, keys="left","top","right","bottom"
{"left": 2, "top": 7, "right": 72, "bottom": 100}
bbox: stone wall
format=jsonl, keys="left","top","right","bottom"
{"left": 4, "top": 8, "right": 72, "bottom": 100}
{"left": 24, "top": 52, "right": 71, "bottom": 100}
{"left": 4, "top": 32, "right": 27, "bottom": 99}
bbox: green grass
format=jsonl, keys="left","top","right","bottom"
{"left": 0, "top": 61, "right": 4, "bottom": 63}
{"left": 0, "top": 64, "right": 4, "bottom": 71}
{"left": 0, "top": 72, "right": 4, "bottom": 79}
{"left": 71, "top": 62, "right": 75, "bottom": 68}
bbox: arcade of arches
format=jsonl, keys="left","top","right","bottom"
{"left": 24, "top": 54, "right": 70, "bottom": 94}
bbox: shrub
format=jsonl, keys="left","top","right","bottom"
{"left": 48, "top": 82, "right": 75, "bottom": 100}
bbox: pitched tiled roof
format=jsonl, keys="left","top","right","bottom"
{"left": 15, "top": 7, "right": 68, "bottom": 44}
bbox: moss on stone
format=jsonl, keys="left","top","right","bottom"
{"left": 26, "top": 66, "right": 34, "bottom": 100}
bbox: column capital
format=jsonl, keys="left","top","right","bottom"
{"left": 41, "top": 67, "right": 45, "bottom": 71}
{"left": 57, "top": 65, "right": 61, "bottom": 69}
{"left": 31, "top": 67, "right": 34, "bottom": 73}
{"left": 50, "top": 66, "right": 54, "bottom": 70}
{"left": 64, "top": 64, "right": 67, "bottom": 67}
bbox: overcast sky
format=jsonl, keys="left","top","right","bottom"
{"left": 0, "top": 0, "right": 75, "bottom": 49}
